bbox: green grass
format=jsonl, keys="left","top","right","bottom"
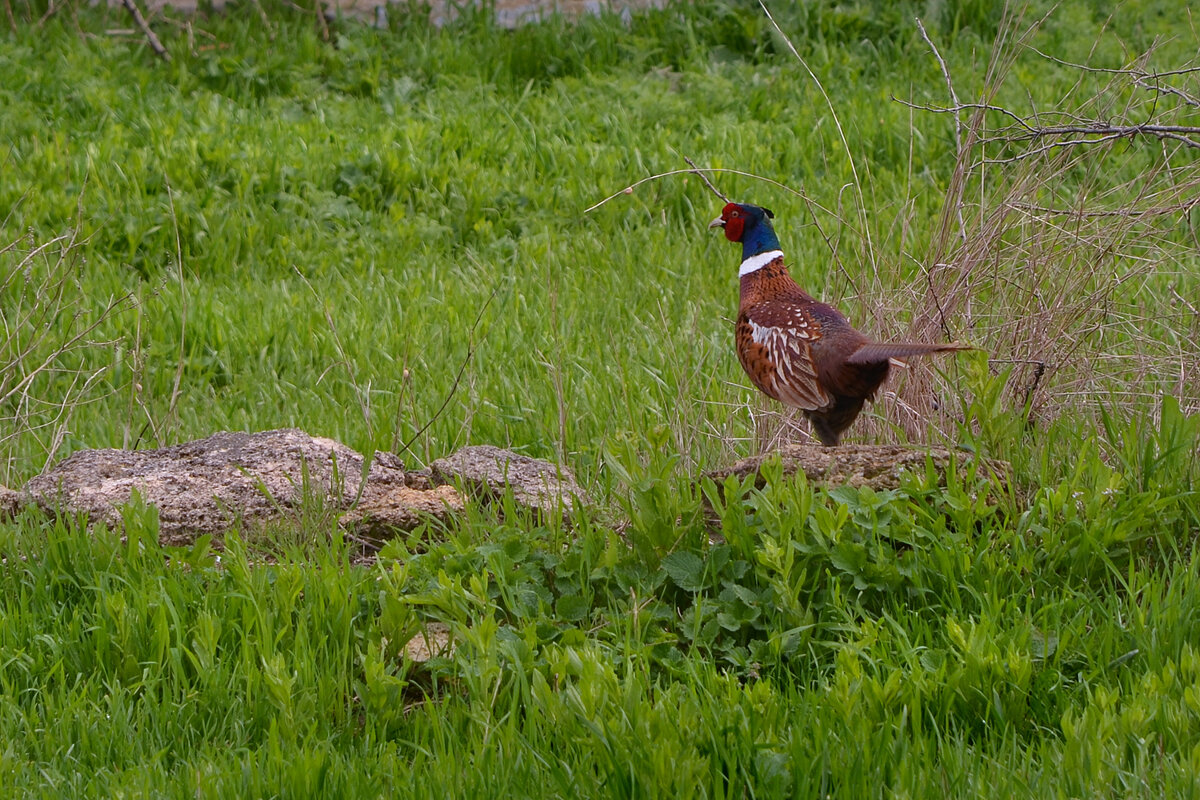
{"left": 2, "top": 0, "right": 1199, "bottom": 796}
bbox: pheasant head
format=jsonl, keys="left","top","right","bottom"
{"left": 708, "top": 202, "right": 781, "bottom": 261}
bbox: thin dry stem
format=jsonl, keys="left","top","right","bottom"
{"left": 165, "top": 174, "right": 187, "bottom": 442}
{"left": 2, "top": 220, "right": 136, "bottom": 479}
{"left": 396, "top": 284, "right": 498, "bottom": 459}
{"left": 916, "top": 17, "right": 966, "bottom": 246}
{"left": 584, "top": 167, "right": 806, "bottom": 214}
{"left": 294, "top": 266, "right": 374, "bottom": 434}
{"left": 758, "top": 0, "right": 877, "bottom": 277}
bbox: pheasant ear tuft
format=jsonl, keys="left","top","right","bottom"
{"left": 763, "top": 208, "right": 775, "bottom": 219}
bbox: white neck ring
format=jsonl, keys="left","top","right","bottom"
{"left": 738, "top": 250, "right": 784, "bottom": 277}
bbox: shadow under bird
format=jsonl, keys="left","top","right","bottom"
{"left": 710, "top": 202, "right": 971, "bottom": 446}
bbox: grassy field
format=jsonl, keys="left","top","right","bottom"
{"left": 2, "top": 0, "right": 1200, "bottom": 796}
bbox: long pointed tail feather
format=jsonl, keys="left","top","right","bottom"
{"left": 845, "top": 341, "right": 972, "bottom": 365}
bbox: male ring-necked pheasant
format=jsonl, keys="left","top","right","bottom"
{"left": 710, "top": 202, "right": 969, "bottom": 446}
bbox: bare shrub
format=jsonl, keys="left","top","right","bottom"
{"left": 897, "top": 14, "right": 1197, "bottom": 443}
{"left": 766, "top": 5, "right": 1200, "bottom": 448}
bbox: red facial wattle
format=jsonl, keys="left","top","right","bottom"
{"left": 723, "top": 214, "right": 745, "bottom": 242}
{"left": 721, "top": 203, "right": 746, "bottom": 242}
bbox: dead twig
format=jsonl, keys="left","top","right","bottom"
{"left": 682, "top": 156, "right": 729, "bottom": 204}
{"left": 1009, "top": 196, "right": 1200, "bottom": 218}
{"left": 800, "top": 192, "right": 860, "bottom": 300}
{"left": 882, "top": 7, "right": 1200, "bottom": 439}
{"left": 1170, "top": 284, "right": 1199, "bottom": 317}
{"left": 892, "top": 98, "right": 1038, "bottom": 131}
{"left": 1008, "top": 122, "right": 1200, "bottom": 143}
{"left": 980, "top": 128, "right": 1200, "bottom": 164}
{"left": 121, "top": 0, "right": 170, "bottom": 61}
{"left": 1025, "top": 46, "right": 1200, "bottom": 78}
{"left": 313, "top": 0, "right": 330, "bottom": 41}
{"left": 1133, "top": 76, "right": 1200, "bottom": 109}
{"left": 917, "top": 258, "right": 954, "bottom": 341}
{"left": 897, "top": 99, "right": 1200, "bottom": 152}
{"left": 36, "top": 0, "right": 58, "bottom": 27}
{"left": 252, "top": 0, "right": 276, "bottom": 41}
{"left": 2, "top": 212, "right": 137, "bottom": 477}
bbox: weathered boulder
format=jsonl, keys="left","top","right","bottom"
{"left": 344, "top": 483, "right": 465, "bottom": 540}
{"left": 430, "top": 444, "right": 585, "bottom": 517}
{"left": 22, "top": 429, "right": 463, "bottom": 545}
{"left": 0, "top": 484, "right": 18, "bottom": 521}
{"left": 706, "top": 443, "right": 1009, "bottom": 493}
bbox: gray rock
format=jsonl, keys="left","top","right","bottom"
{"left": 706, "top": 443, "right": 1009, "bottom": 493}
{"left": 430, "top": 444, "right": 585, "bottom": 517}
{"left": 23, "top": 429, "right": 463, "bottom": 545}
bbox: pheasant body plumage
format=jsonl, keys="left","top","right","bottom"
{"left": 710, "top": 202, "right": 969, "bottom": 446}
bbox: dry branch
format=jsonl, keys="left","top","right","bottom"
{"left": 682, "top": 156, "right": 729, "bottom": 204}
{"left": 121, "top": 0, "right": 170, "bottom": 61}
{"left": 896, "top": 100, "right": 1200, "bottom": 152}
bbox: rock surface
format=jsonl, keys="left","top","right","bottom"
{"left": 16, "top": 430, "right": 587, "bottom": 545}
{"left": 706, "top": 444, "right": 1009, "bottom": 493}
{"left": 0, "top": 484, "right": 18, "bottom": 520}
{"left": 402, "top": 623, "right": 454, "bottom": 663}
{"left": 430, "top": 444, "right": 585, "bottom": 517}
{"left": 22, "top": 429, "right": 464, "bottom": 545}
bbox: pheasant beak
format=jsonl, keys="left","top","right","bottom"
{"left": 708, "top": 215, "right": 725, "bottom": 230}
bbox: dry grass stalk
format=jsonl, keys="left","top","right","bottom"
{"left": 1, "top": 226, "right": 135, "bottom": 482}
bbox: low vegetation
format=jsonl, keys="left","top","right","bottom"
{"left": 1, "top": 0, "right": 1198, "bottom": 795}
